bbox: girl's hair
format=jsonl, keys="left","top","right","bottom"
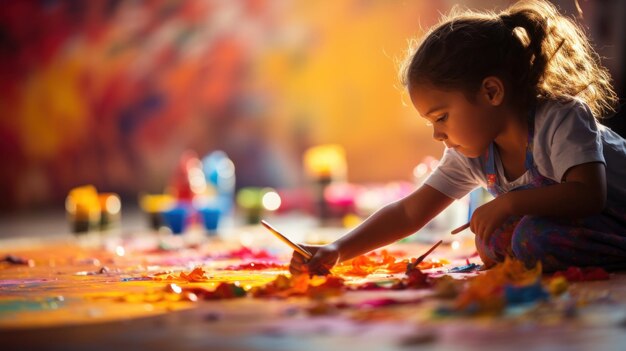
{"left": 400, "top": 0, "right": 617, "bottom": 118}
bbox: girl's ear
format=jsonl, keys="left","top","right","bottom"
{"left": 481, "top": 76, "right": 505, "bottom": 106}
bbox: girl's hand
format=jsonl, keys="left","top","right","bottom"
{"left": 469, "top": 196, "right": 512, "bottom": 243}
{"left": 289, "top": 243, "right": 340, "bottom": 276}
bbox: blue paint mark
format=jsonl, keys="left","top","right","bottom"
{"left": 504, "top": 280, "right": 549, "bottom": 306}
{"left": 0, "top": 297, "right": 66, "bottom": 313}
{"left": 448, "top": 263, "right": 481, "bottom": 273}
{"left": 120, "top": 277, "right": 151, "bottom": 282}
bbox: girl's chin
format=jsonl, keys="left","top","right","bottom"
{"left": 455, "top": 147, "right": 482, "bottom": 158}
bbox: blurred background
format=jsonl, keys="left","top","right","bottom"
{"left": 0, "top": 0, "right": 624, "bottom": 227}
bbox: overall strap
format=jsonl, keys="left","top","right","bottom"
{"left": 485, "top": 105, "right": 537, "bottom": 195}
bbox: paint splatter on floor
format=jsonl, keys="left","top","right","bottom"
{"left": 1, "top": 229, "right": 625, "bottom": 351}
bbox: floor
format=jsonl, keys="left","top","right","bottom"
{"left": 1, "top": 210, "right": 626, "bottom": 351}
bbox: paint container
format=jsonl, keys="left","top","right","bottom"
{"left": 168, "top": 150, "right": 208, "bottom": 202}
{"left": 236, "top": 187, "right": 281, "bottom": 224}
{"left": 202, "top": 150, "right": 236, "bottom": 215}
{"left": 324, "top": 182, "right": 358, "bottom": 218}
{"left": 65, "top": 185, "right": 101, "bottom": 234}
{"left": 98, "top": 193, "right": 121, "bottom": 231}
{"left": 303, "top": 144, "right": 347, "bottom": 224}
{"left": 199, "top": 206, "right": 221, "bottom": 235}
{"left": 69, "top": 210, "right": 98, "bottom": 233}
{"left": 162, "top": 203, "right": 191, "bottom": 234}
{"left": 236, "top": 187, "right": 264, "bottom": 224}
{"left": 139, "top": 194, "right": 175, "bottom": 231}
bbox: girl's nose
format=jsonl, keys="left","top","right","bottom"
{"left": 432, "top": 129, "right": 447, "bottom": 141}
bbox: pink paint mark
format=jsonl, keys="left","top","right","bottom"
{"left": 552, "top": 267, "right": 610, "bottom": 282}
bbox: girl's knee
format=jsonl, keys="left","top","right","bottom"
{"left": 511, "top": 216, "right": 552, "bottom": 267}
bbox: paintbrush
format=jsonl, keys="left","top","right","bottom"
{"left": 451, "top": 222, "right": 470, "bottom": 235}
{"left": 261, "top": 220, "right": 313, "bottom": 260}
{"left": 405, "top": 239, "right": 443, "bottom": 273}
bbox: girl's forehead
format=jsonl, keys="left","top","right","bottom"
{"left": 410, "top": 84, "right": 458, "bottom": 106}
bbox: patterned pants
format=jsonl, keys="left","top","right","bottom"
{"left": 475, "top": 208, "right": 626, "bottom": 272}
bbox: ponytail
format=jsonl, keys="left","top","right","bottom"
{"left": 502, "top": 0, "right": 617, "bottom": 117}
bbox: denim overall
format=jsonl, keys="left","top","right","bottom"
{"left": 474, "top": 108, "right": 626, "bottom": 272}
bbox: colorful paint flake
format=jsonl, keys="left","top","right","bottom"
{"left": 1, "top": 254, "right": 35, "bottom": 267}
{"left": 183, "top": 283, "right": 247, "bottom": 300}
{"left": 150, "top": 267, "right": 210, "bottom": 282}
{"left": 444, "top": 257, "right": 545, "bottom": 315}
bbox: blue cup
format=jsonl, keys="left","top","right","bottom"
{"left": 199, "top": 206, "right": 221, "bottom": 234}
{"left": 162, "top": 205, "right": 190, "bottom": 234}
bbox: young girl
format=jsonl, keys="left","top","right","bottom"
{"left": 290, "top": 0, "right": 626, "bottom": 274}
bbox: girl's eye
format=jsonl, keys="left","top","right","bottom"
{"left": 436, "top": 114, "right": 448, "bottom": 123}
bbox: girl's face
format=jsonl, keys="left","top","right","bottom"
{"left": 409, "top": 82, "right": 503, "bottom": 158}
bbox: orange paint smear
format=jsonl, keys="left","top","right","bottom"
{"left": 251, "top": 274, "right": 346, "bottom": 299}
{"left": 331, "top": 250, "right": 446, "bottom": 277}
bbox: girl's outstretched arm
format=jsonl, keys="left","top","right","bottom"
{"left": 290, "top": 184, "right": 454, "bottom": 275}
{"left": 334, "top": 184, "right": 454, "bottom": 261}
{"left": 471, "top": 162, "right": 606, "bottom": 240}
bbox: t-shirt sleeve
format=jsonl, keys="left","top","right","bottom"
{"left": 423, "top": 147, "right": 480, "bottom": 200}
{"left": 547, "top": 101, "right": 605, "bottom": 182}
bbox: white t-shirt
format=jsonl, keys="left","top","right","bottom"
{"left": 424, "top": 98, "right": 626, "bottom": 208}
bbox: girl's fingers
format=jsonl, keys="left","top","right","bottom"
{"left": 290, "top": 249, "right": 312, "bottom": 275}
{"left": 292, "top": 245, "right": 335, "bottom": 276}
{"left": 314, "top": 266, "right": 331, "bottom": 276}
{"left": 291, "top": 253, "right": 304, "bottom": 264}
{"left": 289, "top": 258, "right": 309, "bottom": 275}
{"left": 309, "top": 261, "right": 331, "bottom": 276}
{"left": 307, "top": 254, "right": 328, "bottom": 274}
{"left": 307, "top": 255, "right": 322, "bottom": 271}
